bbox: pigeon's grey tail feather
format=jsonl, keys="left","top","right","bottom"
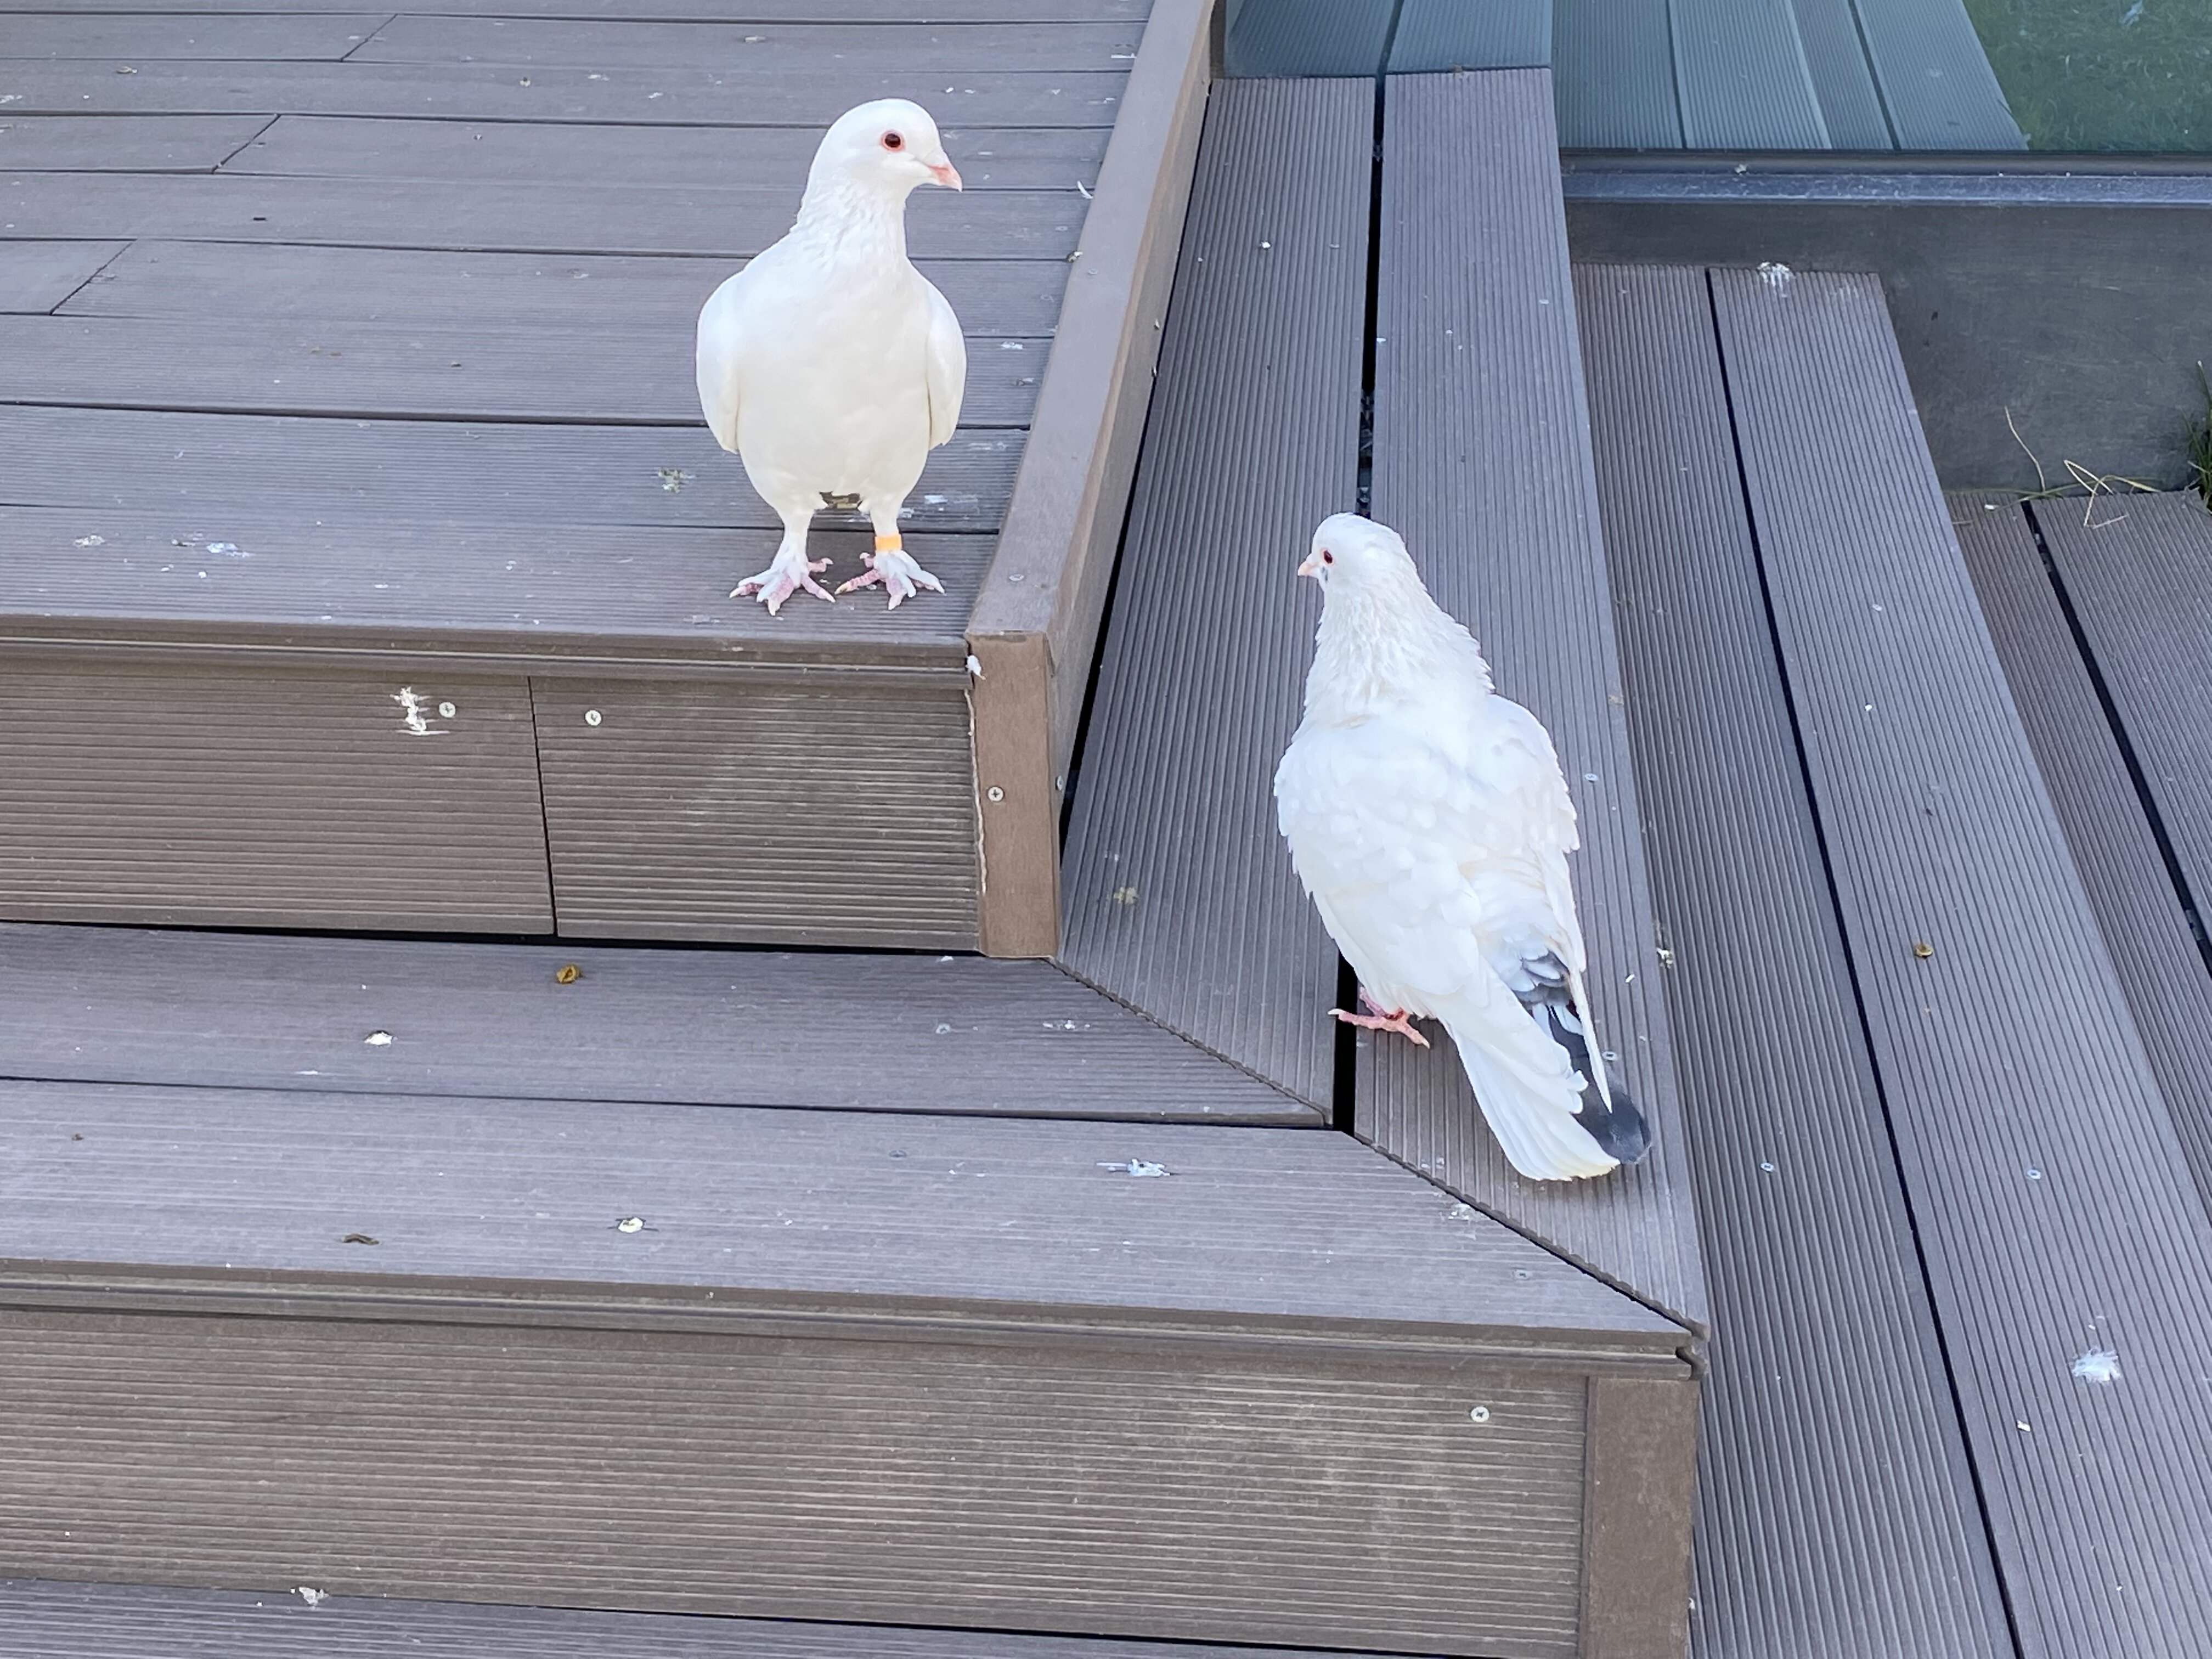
{"left": 1526, "top": 975, "right": 1653, "bottom": 1167}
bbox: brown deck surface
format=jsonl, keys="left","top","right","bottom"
{"left": 0, "top": 3, "right": 1138, "bottom": 663}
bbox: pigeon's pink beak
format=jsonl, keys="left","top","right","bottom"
{"left": 926, "top": 156, "right": 963, "bottom": 190}
{"left": 1296, "top": 552, "right": 1324, "bottom": 579}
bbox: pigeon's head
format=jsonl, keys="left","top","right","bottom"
{"left": 812, "top": 99, "right": 963, "bottom": 198}
{"left": 1298, "top": 513, "right": 1422, "bottom": 600}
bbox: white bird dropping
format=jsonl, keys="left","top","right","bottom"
{"left": 1273, "top": 514, "right": 1652, "bottom": 1182}
{"left": 695, "top": 99, "right": 967, "bottom": 613}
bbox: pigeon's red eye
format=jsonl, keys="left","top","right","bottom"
{"left": 1321, "top": 550, "right": 1334, "bottom": 565}
{"left": 883, "top": 131, "right": 905, "bottom": 151}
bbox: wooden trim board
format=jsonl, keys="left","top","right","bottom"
{"left": 968, "top": 0, "right": 1214, "bottom": 956}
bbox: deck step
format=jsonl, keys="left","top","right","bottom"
{"left": 0, "top": 922, "right": 1312, "bottom": 1124}
{"left": 1709, "top": 266, "right": 2212, "bottom": 1656}
{"left": 0, "top": 1074, "right": 1683, "bottom": 1658}
{"left": 0, "top": 1578, "right": 1373, "bottom": 1658}
{"left": 1577, "top": 266, "right": 2011, "bottom": 1658}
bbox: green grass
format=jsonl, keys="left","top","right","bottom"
{"left": 2187, "top": 364, "right": 2212, "bottom": 508}
{"left": 1962, "top": 0, "right": 2212, "bottom": 151}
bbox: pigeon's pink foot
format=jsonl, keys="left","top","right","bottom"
{"left": 1329, "top": 990, "right": 1431, "bottom": 1048}
{"left": 732, "top": 549, "right": 834, "bottom": 613}
{"left": 835, "top": 537, "right": 944, "bottom": 610}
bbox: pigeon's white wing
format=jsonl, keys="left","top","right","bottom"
{"left": 695, "top": 271, "right": 750, "bottom": 454}
{"left": 1276, "top": 710, "right": 1615, "bottom": 1181}
{"left": 921, "top": 276, "right": 966, "bottom": 448}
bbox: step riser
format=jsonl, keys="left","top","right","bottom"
{"left": 0, "top": 1306, "right": 1668, "bottom": 1659}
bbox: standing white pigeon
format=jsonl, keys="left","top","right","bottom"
{"left": 1273, "top": 514, "right": 1651, "bottom": 1182}
{"left": 696, "top": 98, "right": 967, "bottom": 612}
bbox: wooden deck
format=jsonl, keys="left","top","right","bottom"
{"left": 8, "top": 6, "right": 2212, "bottom": 1659}
{"left": 0, "top": 0, "right": 1199, "bottom": 954}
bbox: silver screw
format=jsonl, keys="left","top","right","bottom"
{"left": 584, "top": 710, "right": 602, "bottom": 727}
{"left": 437, "top": 701, "right": 456, "bottom": 719}
{"left": 986, "top": 786, "right": 1005, "bottom": 802}
{"left": 1468, "top": 1406, "right": 1491, "bottom": 1424}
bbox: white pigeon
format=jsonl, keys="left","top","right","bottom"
{"left": 696, "top": 99, "right": 967, "bottom": 612}
{"left": 1273, "top": 514, "right": 1651, "bottom": 1182}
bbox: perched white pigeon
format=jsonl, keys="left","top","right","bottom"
{"left": 695, "top": 99, "right": 967, "bottom": 612}
{"left": 1273, "top": 514, "right": 1651, "bottom": 1182}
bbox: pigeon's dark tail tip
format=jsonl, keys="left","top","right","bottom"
{"left": 1577, "top": 1083, "right": 1652, "bottom": 1165}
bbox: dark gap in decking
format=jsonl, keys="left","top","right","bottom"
{"left": 0, "top": 396, "right": 1035, "bottom": 431}
{"left": 1700, "top": 267, "right": 2030, "bottom": 1659}
{"left": 2024, "top": 499, "right": 2212, "bottom": 980}
{"left": 522, "top": 678, "right": 563, "bottom": 935}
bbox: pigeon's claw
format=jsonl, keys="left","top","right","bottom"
{"left": 1329, "top": 992, "right": 1431, "bottom": 1048}
{"left": 835, "top": 545, "right": 944, "bottom": 610}
{"left": 732, "top": 551, "right": 836, "bottom": 613}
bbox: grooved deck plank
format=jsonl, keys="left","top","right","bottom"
{"left": 1365, "top": 70, "right": 1706, "bottom": 1337}
{"left": 1550, "top": 0, "right": 1681, "bottom": 149}
{"left": 61, "top": 240, "right": 1071, "bottom": 337}
{"left": 0, "top": 1076, "right": 1672, "bottom": 1340}
{"left": 0, "top": 315, "right": 1043, "bottom": 427}
{"left": 1849, "top": 0, "right": 2023, "bottom": 149}
{"left": 1221, "top": 0, "right": 1395, "bottom": 78}
{"left": 0, "top": 13, "right": 383, "bottom": 60}
{"left": 0, "top": 666, "right": 554, "bottom": 933}
{"left": 1959, "top": 493, "right": 2212, "bottom": 1209}
{"left": 353, "top": 16, "right": 1144, "bottom": 72}
{"left": 1056, "top": 76, "right": 1371, "bottom": 1110}
{"left": 0, "top": 1579, "right": 1365, "bottom": 1659}
{"left": 2035, "top": 493, "right": 2212, "bottom": 936}
{"left": 1668, "top": 0, "right": 1828, "bottom": 148}
{"left": 1711, "top": 264, "right": 2212, "bottom": 1659}
{"left": 0, "top": 171, "right": 1084, "bottom": 261}
{"left": 1579, "top": 265, "right": 2010, "bottom": 1659}
{"left": 1386, "top": 0, "right": 1552, "bottom": 73}
{"left": 0, "top": 405, "right": 1015, "bottom": 533}
{"left": 0, "top": 61, "right": 1130, "bottom": 126}
{"left": 224, "top": 114, "right": 1113, "bottom": 191}
{"left": 0, "top": 923, "right": 1309, "bottom": 1122}
{"left": 1785, "top": 0, "right": 1894, "bottom": 148}
{"left": 0, "top": 240, "right": 123, "bottom": 313}
{"left": 0, "top": 114, "right": 268, "bottom": 172}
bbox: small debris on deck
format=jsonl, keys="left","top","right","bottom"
{"left": 2072, "top": 1348, "right": 2122, "bottom": 1385}
{"left": 1098, "top": 1160, "right": 1168, "bottom": 1177}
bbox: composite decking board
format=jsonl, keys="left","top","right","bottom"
{"left": 2035, "top": 494, "right": 2212, "bottom": 940}
{"left": 1549, "top": 0, "right": 1681, "bottom": 149}
{"left": 0, "top": 13, "right": 385, "bottom": 60}
{"left": 0, "top": 406, "right": 1017, "bottom": 536}
{"left": 1220, "top": 0, "right": 1395, "bottom": 78}
{"left": 0, "top": 171, "right": 1086, "bottom": 261}
{"left": 0, "top": 1079, "right": 1672, "bottom": 1342}
{"left": 0, "top": 114, "right": 270, "bottom": 172}
{"left": 1785, "top": 0, "right": 1895, "bottom": 149}
{"left": 0, "top": 239, "right": 122, "bottom": 313}
{"left": 531, "top": 676, "right": 984, "bottom": 950}
{"left": 1365, "top": 71, "right": 1706, "bottom": 1338}
{"left": 63, "top": 240, "right": 1073, "bottom": 337}
{"left": 0, "top": 1313, "right": 1594, "bottom": 1655}
{"left": 0, "top": 315, "right": 1044, "bottom": 428}
{"left": 1710, "top": 266, "right": 2212, "bottom": 1658}
{"left": 0, "top": 1579, "right": 1369, "bottom": 1659}
{"left": 353, "top": 15, "right": 1146, "bottom": 72}
{"left": 1848, "top": 0, "right": 2024, "bottom": 150}
{"left": 1956, "top": 494, "right": 2212, "bottom": 1216}
{"left": 0, "top": 506, "right": 988, "bottom": 672}
{"left": 0, "top": 61, "right": 1131, "bottom": 127}
{"left": 1578, "top": 266, "right": 2011, "bottom": 1659}
{"left": 1667, "top": 0, "right": 1828, "bottom": 149}
{"left": 0, "top": 664, "right": 553, "bottom": 933}
{"left": 0, "top": 923, "right": 1310, "bottom": 1123}
{"left": 1387, "top": 0, "right": 1552, "bottom": 73}
{"left": 1056, "top": 76, "right": 1370, "bottom": 1109}
{"left": 225, "top": 114, "right": 1114, "bottom": 191}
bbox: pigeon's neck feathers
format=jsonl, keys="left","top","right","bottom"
{"left": 1306, "top": 566, "right": 1492, "bottom": 724}
{"left": 791, "top": 164, "right": 912, "bottom": 266}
